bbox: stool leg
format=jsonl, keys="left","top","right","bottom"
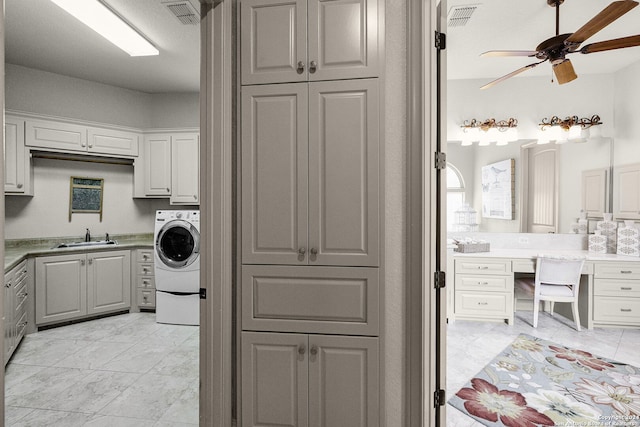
{"left": 572, "top": 302, "right": 581, "bottom": 332}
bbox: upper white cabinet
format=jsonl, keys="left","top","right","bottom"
{"left": 171, "top": 133, "right": 200, "bottom": 205}
{"left": 134, "top": 132, "right": 200, "bottom": 205}
{"left": 613, "top": 163, "right": 640, "bottom": 220}
{"left": 581, "top": 168, "right": 609, "bottom": 218}
{"left": 4, "top": 116, "right": 33, "bottom": 195}
{"left": 240, "top": 0, "right": 379, "bottom": 85}
{"left": 26, "top": 118, "right": 139, "bottom": 158}
{"left": 242, "top": 79, "right": 379, "bottom": 266}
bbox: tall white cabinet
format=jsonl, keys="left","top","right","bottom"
{"left": 239, "top": 0, "right": 383, "bottom": 425}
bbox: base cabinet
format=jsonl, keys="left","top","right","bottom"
{"left": 36, "top": 250, "right": 131, "bottom": 326}
{"left": 135, "top": 249, "right": 156, "bottom": 309}
{"left": 592, "top": 262, "right": 640, "bottom": 327}
{"left": 241, "top": 331, "right": 379, "bottom": 427}
{"left": 4, "top": 260, "right": 29, "bottom": 364}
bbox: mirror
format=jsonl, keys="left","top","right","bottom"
{"left": 445, "top": 73, "right": 626, "bottom": 235}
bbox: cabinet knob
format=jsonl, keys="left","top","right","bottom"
{"left": 296, "top": 61, "right": 305, "bottom": 74}
{"left": 17, "top": 183, "right": 23, "bottom": 189}
{"left": 310, "top": 346, "right": 318, "bottom": 356}
{"left": 309, "top": 61, "right": 317, "bottom": 73}
{"left": 166, "top": 188, "right": 170, "bottom": 192}
{"left": 194, "top": 195, "right": 197, "bottom": 200}
{"left": 81, "top": 259, "right": 86, "bottom": 266}
{"left": 298, "top": 247, "right": 306, "bottom": 256}
{"left": 88, "top": 258, "right": 93, "bottom": 265}
{"left": 298, "top": 345, "right": 306, "bottom": 355}
{"left": 310, "top": 248, "right": 318, "bottom": 256}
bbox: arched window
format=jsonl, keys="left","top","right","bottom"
{"left": 446, "top": 164, "right": 466, "bottom": 232}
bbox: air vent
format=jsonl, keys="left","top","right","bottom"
{"left": 162, "top": 0, "right": 200, "bottom": 25}
{"left": 447, "top": 4, "right": 478, "bottom": 27}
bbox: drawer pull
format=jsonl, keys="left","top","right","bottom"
{"left": 477, "top": 302, "right": 489, "bottom": 306}
{"left": 620, "top": 270, "right": 633, "bottom": 274}
{"left": 478, "top": 282, "right": 489, "bottom": 285}
{"left": 478, "top": 266, "right": 489, "bottom": 270}
{"left": 621, "top": 308, "right": 632, "bottom": 312}
{"left": 620, "top": 287, "right": 633, "bottom": 291}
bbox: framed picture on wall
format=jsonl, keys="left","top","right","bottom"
{"left": 481, "top": 159, "right": 515, "bottom": 220}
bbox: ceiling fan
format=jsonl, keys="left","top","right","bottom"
{"left": 480, "top": 0, "right": 640, "bottom": 90}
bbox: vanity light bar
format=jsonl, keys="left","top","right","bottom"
{"left": 539, "top": 115, "right": 602, "bottom": 131}
{"left": 50, "top": 0, "right": 159, "bottom": 57}
{"left": 460, "top": 118, "right": 518, "bottom": 147}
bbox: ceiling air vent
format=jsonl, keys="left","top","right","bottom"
{"left": 162, "top": 0, "right": 200, "bottom": 25}
{"left": 447, "top": 4, "right": 479, "bottom": 28}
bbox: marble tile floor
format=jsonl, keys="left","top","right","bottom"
{"left": 446, "top": 310, "right": 640, "bottom": 426}
{"left": 4, "top": 312, "right": 199, "bottom": 426}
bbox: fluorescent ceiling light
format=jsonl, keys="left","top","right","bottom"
{"left": 50, "top": 0, "right": 159, "bottom": 56}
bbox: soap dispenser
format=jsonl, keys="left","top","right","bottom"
{"left": 85, "top": 228, "right": 91, "bottom": 242}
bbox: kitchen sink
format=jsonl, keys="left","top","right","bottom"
{"left": 54, "top": 240, "right": 119, "bottom": 249}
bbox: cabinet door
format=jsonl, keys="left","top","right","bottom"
{"left": 308, "top": 0, "right": 378, "bottom": 81}
{"left": 5, "top": 117, "right": 32, "bottom": 195}
{"left": 582, "top": 168, "right": 609, "bottom": 218}
{"left": 614, "top": 163, "right": 640, "bottom": 220}
{"left": 25, "top": 119, "right": 87, "bottom": 153}
{"left": 308, "top": 335, "right": 379, "bottom": 427}
{"left": 144, "top": 134, "right": 172, "bottom": 196}
{"left": 88, "top": 127, "right": 139, "bottom": 157}
{"left": 242, "top": 332, "right": 309, "bottom": 427}
{"left": 35, "top": 254, "right": 87, "bottom": 325}
{"left": 242, "top": 84, "right": 309, "bottom": 264}
{"left": 240, "top": 0, "right": 307, "bottom": 85}
{"left": 170, "top": 133, "right": 200, "bottom": 205}
{"left": 87, "top": 250, "right": 131, "bottom": 315}
{"left": 308, "top": 79, "right": 379, "bottom": 266}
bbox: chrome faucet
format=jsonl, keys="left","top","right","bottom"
{"left": 85, "top": 228, "right": 91, "bottom": 242}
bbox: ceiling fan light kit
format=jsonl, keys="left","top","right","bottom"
{"left": 480, "top": 0, "right": 640, "bottom": 89}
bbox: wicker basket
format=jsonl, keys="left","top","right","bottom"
{"left": 454, "top": 242, "right": 490, "bottom": 253}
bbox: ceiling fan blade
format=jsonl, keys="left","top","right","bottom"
{"left": 553, "top": 59, "right": 578, "bottom": 84}
{"left": 480, "top": 61, "right": 546, "bottom": 90}
{"left": 481, "top": 50, "right": 538, "bottom": 57}
{"left": 565, "top": 0, "right": 639, "bottom": 46}
{"left": 580, "top": 34, "right": 640, "bottom": 53}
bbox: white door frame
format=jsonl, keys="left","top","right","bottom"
{"left": 0, "top": 0, "right": 6, "bottom": 419}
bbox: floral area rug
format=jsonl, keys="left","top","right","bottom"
{"left": 448, "top": 334, "right": 640, "bottom": 426}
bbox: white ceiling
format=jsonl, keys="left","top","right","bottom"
{"left": 446, "top": 0, "right": 640, "bottom": 83}
{"left": 5, "top": 0, "right": 201, "bottom": 94}
{"left": 5, "top": 0, "right": 639, "bottom": 93}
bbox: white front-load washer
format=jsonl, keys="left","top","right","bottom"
{"left": 154, "top": 210, "right": 200, "bottom": 325}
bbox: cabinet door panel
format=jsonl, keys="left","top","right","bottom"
{"left": 88, "top": 128, "right": 139, "bottom": 157}
{"left": 171, "top": 134, "right": 200, "bottom": 205}
{"left": 26, "top": 119, "right": 87, "bottom": 153}
{"left": 308, "top": 0, "right": 378, "bottom": 81}
{"left": 5, "top": 117, "right": 29, "bottom": 194}
{"left": 242, "top": 84, "right": 309, "bottom": 264}
{"left": 241, "top": 0, "right": 307, "bottom": 85}
{"left": 614, "top": 163, "right": 640, "bottom": 220}
{"left": 242, "top": 332, "right": 308, "bottom": 427}
{"left": 87, "top": 250, "right": 131, "bottom": 315}
{"left": 35, "top": 254, "right": 87, "bottom": 325}
{"left": 144, "top": 135, "right": 172, "bottom": 196}
{"left": 308, "top": 79, "right": 379, "bottom": 266}
{"left": 308, "top": 335, "right": 378, "bottom": 427}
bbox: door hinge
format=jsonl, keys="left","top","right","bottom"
{"left": 435, "top": 151, "right": 446, "bottom": 170}
{"left": 199, "top": 288, "right": 207, "bottom": 299}
{"left": 434, "top": 389, "right": 446, "bottom": 407}
{"left": 435, "top": 31, "right": 446, "bottom": 50}
{"left": 434, "top": 271, "right": 446, "bottom": 289}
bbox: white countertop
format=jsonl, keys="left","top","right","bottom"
{"left": 451, "top": 248, "right": 640, "bottom": 262}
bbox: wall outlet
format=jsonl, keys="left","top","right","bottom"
{"left": 518, "top": 236, "right": 529, "bottom": 245}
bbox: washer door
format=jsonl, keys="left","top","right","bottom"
{"left": 156, "top": 219, "right": 200, "bottom": 269}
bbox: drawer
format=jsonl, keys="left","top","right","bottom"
{"left": 242, "top": 265, "right": 379, "bottom": 336}
{"left": 594, "top": 279, "right": 640, "bottom": 297}
{"left": 137, "top": 275, "right": 155, "bottom": 289}
{"left": 137, "top": 263, "right": 154, "bottom": 276}
{"left": 13, "top": 260, "right": 28, "bottom": 283}
{"left": 137, "top": 250, "right": 154, "bottom": 263}
{"left": 137, "top": 288, "right": 156, "bottom": 307}
{"left": 15, "top": 311, "right": 28, "bottom": 341}
{"left": 593, "top": 297, "right": 640, "bottom": 324}
{"left": 512, "top": 259, "right": 594, "bottom": 275}
{"left": 455, "top": 259, "right": 511, "bottom": 275}
{"left": 15, "top": 280, "right": 29, "bottom": 314}
{"left": 455, "top": 274, "right": 512, "bottom": 291}
{"left": 594, "top": 263, "right": 640, "bottom": 279}
{"left": 455, "top": 291, "right": 511, "bottom": 316}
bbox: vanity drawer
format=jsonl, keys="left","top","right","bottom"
{"left": 137, "top": 275, "right": 155, "bottom": 289}
{"left": 455, "top": 291, "right": 511, "bottom": 316}
{"left": 594, "top": 263, "right": 640, "bottom": 279}
{"left": 594, "top": 279, "right": 640, "bottom": 297}
{"left": 137, "top": 288, "right": 156, "bottom": 308}
{"left": 137, "top": 263, "right": 154, "bottom": 276}
{"left": 455, "top": 259, "right": 511, "bottom": 275}
{"left": 593, "top": 297, "right": 640, "bottom": 324}
{"left": 137, "top": 249, "right": 154, "bottom": 263}
{"left": 455, "top": 274, "right": 512, "bottom": 291}
{"left": 513, "top": 259, "right": 594, "bottom": 275}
